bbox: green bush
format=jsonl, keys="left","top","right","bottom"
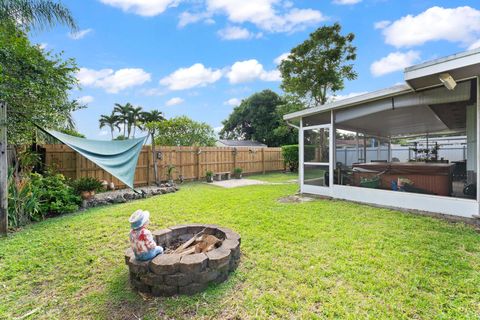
{"left": 282, "top": 145, "right": 299, "bottom": 172}
{"left": 7, "top": 169, "right": 42, "bottom": 228}
{"left": 71, "top": 177, "right": 104, "bottom": 193}
{"left": 30, "top": 172, "right": 81, "bottom": 216}
{"left": 233, "top": 167, "right": 243, "bottom": 176}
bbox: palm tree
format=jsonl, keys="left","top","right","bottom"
{"left": 99, "top": 113, "right": 120, "bottom": 140}
{"left": 113, "top": 103, "right": 133, "bottom": 138}
{"left": 0, "top": 0, "right": 78, "bottom": 30}
{"left": 129, "top": 106, "right": 143, "bottom": 138}
{"left": 140, "top": 110, "right": 165, "bottom": 185}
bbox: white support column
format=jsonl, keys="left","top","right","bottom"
{"left": 376, "top": 138, "right": 381, "bottom": 160}
{"left": 329, "top": 110, "right": 335, "bottom": 187}
{"left": 355, "top": 132, "right": 359, "bottom": 163}
{"left": 476, "top": 77, "right": 480, "bottom": 212}
{"left": 388, "top": 139, "right": 392, "bottom": 162}
{"left": 299, "top": 118, "right": 304, "bottom": 193}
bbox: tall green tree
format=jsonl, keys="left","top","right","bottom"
{"left": 220, "top": 90, "right": 297, "bottom": 147}
{"left": 113, "top": 103, "right": 133, "bottom": 138}
{"left": 152, "top": 116, "right": 216, "bottom": 147}
{"left": 279, "top": 23, "right": 357, "bottom": 106}
{"left": 129, "top": 106, "right": 143, "bottom": 138}
{"left": 141, "top": 110, "right": 165, "bottom": 185}
{"left": 0, "top": 0, "right": 77, "bottom": 30}
{"left": 0, "top": 21, "right": 79, "bottom": 146}
{"left": 99, "top": 113, "right": 120, "bottom": 140}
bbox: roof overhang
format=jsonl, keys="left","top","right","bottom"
{"left": 283, "top": 85, "right": 412, "bottom": 121}
{"left": 405, "top": 48, "right": 480, "bottom": 90}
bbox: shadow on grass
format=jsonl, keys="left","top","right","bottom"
{"left": 101, "top": 264, "right": 246, "bottom": 320}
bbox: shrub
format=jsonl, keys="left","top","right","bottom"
{"left": 7, "top": 169, "right": 42, "bottom": 228}
{"left": 282, "top": 145, "right": 299, "bottom": 172}
{"left": 30, "top": 172, "right": 81, "bottom": 216}
{"left": 71, "top": 177, "right": 104, "bottom": 194}
{"left": 233, "top": 167, "right": 243, "bottom": 177}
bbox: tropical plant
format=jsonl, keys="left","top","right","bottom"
{"left": 281, "top": 145, "right": 299, "bottom": 172}
{"left": 129, "top": 106, "right": 143, "bottom": 138}
{"left": 7, "top": 169, "right": 41, "bottom": 228}
{"left": 279, "top": 23, "right": 357, "bottom": 106}
{"left": 141, "top": 110, "right": 166, "bottom": 185}
{"left": 0, "top": 0, "right": 78, "bottom": 31}
{"left": 99, "top": 112, "right": 120, "bottom": 140}
{"left": 70, "top": 176, "right": 104, "bottom": 194}
{"left": 113, "top": 103, "right": 133, "bottom": 138}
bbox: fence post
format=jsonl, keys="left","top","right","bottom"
{"left": 262, "top": 148, "right": 265, "bottom": 174}
{"left": 146, "top": 146, "right": 151, "bottom": 185}
{"left": 75, "top": 151, "right": 81, "bottom": 179}
{"left": 196, "top": 147, "right": 201, "bottom": 180}
{"left": 233, "top": 147, "right": 237, "bottom": 171}
{"left": 0, "top": 102, "right": 7, "bottom": 236}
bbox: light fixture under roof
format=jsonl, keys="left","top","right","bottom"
{"left": 439, "top": 73, "right": 457, "bottom": 90}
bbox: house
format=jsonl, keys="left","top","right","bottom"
{"left": 284, "top": 48, "right": 480, "bottom": 218}
{"left": 216, "top": 140, "right": 267, "bottom": 148}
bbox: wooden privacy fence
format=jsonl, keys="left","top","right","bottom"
{"left": 42, "top": 145, "right": 285, "bottom": 188}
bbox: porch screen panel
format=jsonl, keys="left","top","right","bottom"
{"left": 303, "top": 127, "right": 330, "bottom": 187}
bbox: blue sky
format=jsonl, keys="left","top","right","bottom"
{"left": 30, "top": 0, "right": 480, "bottom": 139}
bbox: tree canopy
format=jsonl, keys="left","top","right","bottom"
{"left": 151, "top": 116, "right": 216, "bottom": 147}
{"left": 279, "top": 23, "right": 357, "bottom": 106}
{"left": 219, "top": 90, "right": 299, "bottom": 147}
{"left": 0, "top": 0, "right": 77, "bottom": 31}
{"left": 0, "top": 21, "right": 80, "bottom": 145}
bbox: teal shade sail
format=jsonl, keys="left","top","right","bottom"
{"left": 46, "top": 130, "right": 147, "bottom": 189}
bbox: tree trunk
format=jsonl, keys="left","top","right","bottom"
{"left": 151, "top": 132, "right": 159, "bottom": 185}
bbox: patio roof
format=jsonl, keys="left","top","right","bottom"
{"left": 284, "top": 48, "right": 480, "bottom": 123}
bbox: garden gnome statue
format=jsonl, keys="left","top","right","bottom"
{"left": 129, "top": 210, "right": 164, "bottom": 261}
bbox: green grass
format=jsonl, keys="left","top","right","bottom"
{"left": 247, "top": 171, "right": 297, "bottom": 183}
{"left": 1, "top": 181, "right": 480, "bottom": 319}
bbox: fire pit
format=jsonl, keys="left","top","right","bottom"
{"left": 125, "top": 224, "right": 241, "bottom": 296}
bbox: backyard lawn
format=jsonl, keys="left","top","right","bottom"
{"left": 1, "top": 173, "right": 480, "bottom": 319}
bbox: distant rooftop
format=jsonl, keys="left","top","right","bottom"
{"left": 216, "top": 140, "right": 267, "bottom": 148}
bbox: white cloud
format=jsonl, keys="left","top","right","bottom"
{"left": 178, "top": 11, "right": 212, "bottom": 28}
{"left": 76, "top": 67, "right": 151, "bottom": 93}
{"left": 77, "top": 95, "right": 94, "bottom": 104}
{"left": 468, "top": 39, "right": 480, "bottom": 50}
{"left": 374, "top": 20, "right": 390, "bottom": 30}
{"left": 205, "top": 0, "right": 325, "bottom": 33}
{"left": 218, "top": 26, "right": 257, "bottom": 40}
{"left": 370, "top": 51, "right": 420, "bottom": 77}
{"left": 227, "top": 59, "right": 281, "bottom": 84}
{"left": 38, "top": 43, "right": 48, "bottom": 49}
{"left": 214, "top": 126, "right": 223, "bottom": 134}
{"left": 274, "top": 52, "right": 290, "bottom": 65}
{"left": 99, "top": 130, "right": 109, "bottom": 136}
{"left": 140, "top": 88, "right": 166, "bottom": 96}
{"left": 69, "top": 28, "right": 93, "bottom": 40}
{"left": 160, "top": 63, "right": 222, "bottom": 90}
{"left": 166, "top": 97, "right": 185, "bottom": 106}
{"left": 224, "top": 98, "right": 241, "bottom": 106}
{"left": 332, "top": 0, "right": 361, "bottom": 4}
{"left": 99, "top": 0, "right": 179, "bottom": 16}
{"left": 382, "top": 6, "right": 480, "bottom": 48}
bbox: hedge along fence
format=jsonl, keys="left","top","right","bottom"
{"left": 42, "top": 145, "right": 285, "bottom": 188}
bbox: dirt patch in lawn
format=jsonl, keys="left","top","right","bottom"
{"left": 277, "top": 195, "right": 316, "bottom": 203}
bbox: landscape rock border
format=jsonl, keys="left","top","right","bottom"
{"left": 125, "top": 224, "right": 241, "bottom": 296}
{"left": 82, "top": 183, "right": 179, "bottom": 209}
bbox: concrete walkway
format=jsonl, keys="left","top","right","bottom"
{"left": 209, "top": 178, "right": 267, "bottom": 188}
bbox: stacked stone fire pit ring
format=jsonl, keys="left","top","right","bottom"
{"left": 125, "top": 224, "right": 241, "bottom": 296}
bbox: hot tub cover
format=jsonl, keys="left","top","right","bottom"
{"left": 46, "top": 130, "right": 147, "bottom": 189}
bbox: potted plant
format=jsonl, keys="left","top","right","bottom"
{"left": 166, "top": 165, "right": 175, "bottom": 185}
{"left": 72, "top": 177, "right": 103, "bottom": 200}
{"left": 233, "top": 167, "right": 243, "bottom": 179}
{"left": 206, "top": 170, "right": 213, "bottom": 183}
